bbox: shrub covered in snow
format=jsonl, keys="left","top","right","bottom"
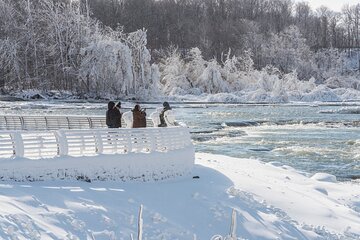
{"left": 159, "top": 48, "right": 190, "bottom": 95}
{"left": 158, "top": 46, "right": 360, "bottom": 103}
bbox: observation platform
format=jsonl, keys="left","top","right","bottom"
{"left": 0, "top": 115, "right": 194, "bottom": 182}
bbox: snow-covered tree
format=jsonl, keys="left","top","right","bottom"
{"left": 222, "top": 52, "right": 240, "bottom": 88}
{"left": 197, "top": 59, "right": 229, "bottom": 93}
{"left": 148, "top": 63, "right": 161, "bottom": 96}
{"left": 79, "top": 40, "right": 133, "bottom": 97}
{"left": 159, "top": 48, "right": 190, "bottom": 95}
{"left": 0, "top": 0, "right": 159, "bottom": 98}
{"left": 126, "top": 29, "right": 152, "bottom": 96}
{"left": 237, "top": 50, "right": 254, "bottom": 73}
{"left": 261, "top": 25, "right": 314, "bottom": 80}
{"left": 0, "top": 39, "right": 20, "bottom": 88}
{"left": 314, "top": 48, "right": 347, "bottom": 81}
{"left": 185, "top": 48, "right": 206, "bottom": 87}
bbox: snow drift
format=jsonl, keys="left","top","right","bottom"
{"left": 0, "top": 153, "right": 359, "bottom": 239}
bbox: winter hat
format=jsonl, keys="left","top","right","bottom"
{"left": 163, "top": 101, "right": 170, "bottom": 108}
{"left": 108, "top": 101, "right": 115, "bottom": 110}
{"left": 134, "top": 104, "right": 140, "bottom": 111}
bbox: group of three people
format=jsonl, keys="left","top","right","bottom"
{"left": 106, "top": 101, "right": 171, "bottom": 128}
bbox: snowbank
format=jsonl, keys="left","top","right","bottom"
{"left": 7, "top": 71, "right": 360, "bottom": 104}
{"left": 0, "top": 153, "right": 359, "bottom": 239}
{"left": 167, "top": 86, "right": 360, "bottom": 103}
{"left": 12, "top": 90, "right": 76, "bottom": 100}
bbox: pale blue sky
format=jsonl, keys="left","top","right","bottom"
{"left": 296, "top": 0, "right": 359, "bottom": 11}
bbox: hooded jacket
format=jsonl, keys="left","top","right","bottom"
{"left": 158, "top": 102, "right": 171, "bottom": 127}
{"left": 106, "top": 101, "right": 122, "bottom": 128}
{"left": 132, "top": 105, "right": 146, "bottom": 128}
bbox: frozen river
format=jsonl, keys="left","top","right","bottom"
{"left": 1, "top": 100, "right": 359, "bottom": 181}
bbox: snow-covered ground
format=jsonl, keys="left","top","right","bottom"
{"left": 0, "top": 153, "right": 359, "bottom": 239}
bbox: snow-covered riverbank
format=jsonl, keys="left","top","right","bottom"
{"left": 6, "top": 84, "right": 360, "bottom": 103}
{"left": 0, "top": 153, "right": 359, "bottom": 239}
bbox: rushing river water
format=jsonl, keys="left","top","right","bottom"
{"left": 178, "top": 103, "right": 360, "bottom": 181}
{"left": 1, "top": 100, "right": 359, "bottom": 181}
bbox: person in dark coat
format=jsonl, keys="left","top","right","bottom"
{"left": 106, "top": 101, "right": 121, "bottom": 128}
{"left": 115, "top": 102, "right": 122, "bottom": 128}
{"left": 158, "top": 101, "right": 171, "bottom": 127}
{"left": 132, "top": 104, "right": 146, "bottom": 128}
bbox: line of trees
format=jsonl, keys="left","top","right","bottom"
{"left": 86, "top": 0, "right": 360, "bottom": 62}
{"left": 0, "top": 0, "right": 359, "bottom": 99}
{"left": 0, "top": 0, "right": 159, "bottom": 98}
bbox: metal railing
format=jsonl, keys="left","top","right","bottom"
{"left": 0, "top": 127, "right": 192, "bottom": 159}
{"left": 0, "top": 115, "right": 154, "bottom": 130}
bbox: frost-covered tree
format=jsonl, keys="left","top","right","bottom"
{"left": 261, "top": 25, "right": 315, "bottom": 80}
{"left": 159, "top": 48, "right": 190, "bottom": 95}
{"left": 185, "top": 48, "right": 206, "bottom": 89}
{"left": 79, "top": 40, "right": 133, "bottom": 97}
{"left": 238, "top": 50, "right": 254, "bottom": 72}
{"left": 0, "top": 0, "right": 25, "bottom": 89}
{"left": 314, "top": 48, "right": 347, "bottom": 81}
{"left": 148, "top": 63, "right": 161, "bottom": 96}
{"left": 126, "top": 29, "right": 151, "bottom": 96}
{"left": 197, "top": 59, "right": 229, "bottom": 93}
{"left": 0, "top": 0, "right": 98, "bottom": 91}
{"left": 38, "top": 0, "right": 97, "bottom": 90}
{"left": 221, "top": 51, "right": 241, "bottom": 88}
{"left": 221, "top": 50, "right": 255, "bottom": 90}
{"left": 87, "top": 0, "right": 360, "bottom": 57}
{"left": 160, "top": 47, "right": 234, "bottom": 95}
{"left": 257, "top": 66, "right": 282, "bottom": 92}
{"left": 0, "top": 39, "right": 20, "bottom": 88}
{"left": 0, "top": 0, "right": 159, "bottom": 98}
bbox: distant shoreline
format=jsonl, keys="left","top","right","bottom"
{"left": 1, "top": 94, "right": 360, "bottom": 106}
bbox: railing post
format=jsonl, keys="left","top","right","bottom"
{"left": 126, "top": 129, "right": 133, "bottom": 153}
{"left": 94, "top": 130, "right": 103, "bottom": 154}
{"left": 88, "top": 117, "right": 93, "bottom": 129}
{"left": 19, "top": 116, "right": 25, "bottom": 130}
{"left": 54, "top": 130, "right": 68, "bottom": 156}
{"left": 44, "top": 116, "right": 49, "bottom": 130}
{"left": 10, "top": 132, "right": 24, "bottom": 157}
{"left": 66, "top": 117, "right": 70, "bottom": 129}
{"left": 4, "top": 116, "right": 8, "bottom": 130}
{"left": 149, "top": 129, "right": 156, "bottom": 152}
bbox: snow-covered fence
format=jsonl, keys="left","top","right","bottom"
{"left": 0, "top": 115, "right": 155, "bottom": 130}
{"left": 0, "top": 127, "right": 191, "bottom": 159}
{"left": 0, "top": 127, "right": 194, "bottom": 181}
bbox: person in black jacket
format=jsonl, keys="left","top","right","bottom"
{"left": 158, "top": 101, "right": 171, "bottom": 127}
{"left": 115, "top": 102, "right": 122, "bottom": 127}
{"left": 106, "top": 101, "right": 121, "bottom": 128}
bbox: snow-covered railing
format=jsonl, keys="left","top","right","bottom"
{"left": 0, "top": 115, "right": 154, "bottom": 130}
{"left": 0, "top": 127, "right": 194, "bottom": 181}
{"left": 0, "top": 127, "right": 191, "bottom": 159}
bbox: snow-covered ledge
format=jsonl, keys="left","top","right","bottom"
{"left": 0, "top": 127, "right": 194, "bottom": 182}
